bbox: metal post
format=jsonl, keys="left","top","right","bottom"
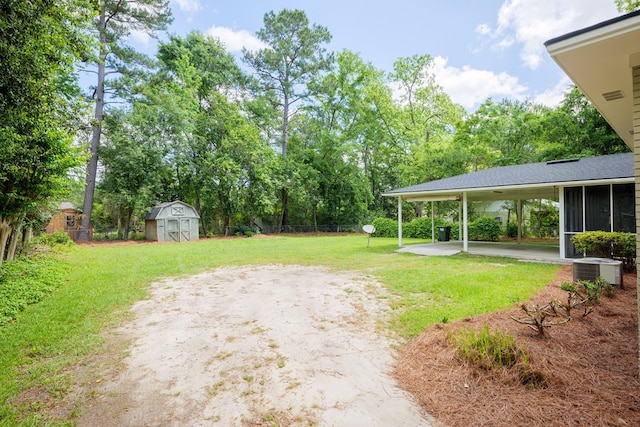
{"left": 398, "top": 197, "right": 403, "bottom": 247}
{"left": 463, "top": 192, "right": 468, "bottom": 252}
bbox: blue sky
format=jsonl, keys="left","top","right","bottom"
{"left": 130, "top": 0, "right": 622, "bottom": 111}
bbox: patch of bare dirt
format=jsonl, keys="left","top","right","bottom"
{"left": 69, "top": 265, "right": 434, "bottom": 426}
{"left": 395, "top": 266, "right": 640, "bottom": 427}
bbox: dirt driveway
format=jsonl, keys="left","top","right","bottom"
{"left": 78, "top": 265, "right": 434, "bottom": 426}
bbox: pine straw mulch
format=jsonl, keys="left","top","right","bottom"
{"left": 394, "top": 265, "right": 640, "bottom": 427}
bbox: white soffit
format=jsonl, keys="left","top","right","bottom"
{"left": 546, "top": 13, "right": 640, "bottom": 149}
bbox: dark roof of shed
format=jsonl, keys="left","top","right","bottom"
{"left": 384, "top": 152, "right": 633, "bottom": 197}
{"left": 145, "top": 200, "right": 199, "bottom": 220}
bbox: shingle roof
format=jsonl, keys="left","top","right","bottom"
{"left": 384, "top": 152, "right": 633, "bottom": 196}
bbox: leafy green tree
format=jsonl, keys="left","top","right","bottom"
{"left": 615, "top": 0, "right": 640, "bottom": 12}
{"left": 538, "top": 86, "right": 628, "bottom": 160}
{"left": 0, "top": 0, "right": 87, "bottom": 265}
{"left": 152, "top": 33, "right": 276, "bottom": 235}
{"left": 99, "top": 107, "right": 168, "bottom": 239}
{"left": 243, "top": 9, "right": 332, "bottom": 230}
{"left": 454, "top": 98, "right": 548, "bottom": 171}
{"left": 78, "top": 0, "right": 172, "bottom": 241}
{"left": 389, "top": 54, "right": 465, "bottom": 186}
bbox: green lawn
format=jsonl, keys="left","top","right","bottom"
{"left": 0, "top": 235, "right": 560, "bottom": 425}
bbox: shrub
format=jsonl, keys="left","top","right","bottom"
{"left": 232, "top": 225, "right": 258, "bottom": 237}
{"left": 468, "top": 217, "right": 501, "bottom": 242}
{"left": 33, "top": 231, "right": 73, "bottom": 247}
{"left": 403, "top": 217, "right": 452, "bottom": 239}
{"left": 0, "top": 254, "right": 68, "bottom": 326}
{"left": 571, "top": 231, "right": 636, "bottom": 269}
{"left": 371, "top": 218, "right": 398, "bottom": 237}
{"left": 505, "top": 221, "right": 518, "bottom": 238}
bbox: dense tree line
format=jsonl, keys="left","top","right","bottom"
{"left": 0, "top": 4, "right": 629, "bottom": 255}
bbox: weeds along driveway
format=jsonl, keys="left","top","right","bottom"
{"left": 77, "top": 264, "right": 434, "bottom": 426}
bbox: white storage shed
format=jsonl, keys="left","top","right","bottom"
{"left": 145, "top": 201, "right": 200, "bottom": 242}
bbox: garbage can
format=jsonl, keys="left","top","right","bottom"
{"left": 438, "top": 226, "right": 451, "bottom": 242}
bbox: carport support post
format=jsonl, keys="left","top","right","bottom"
{"left": 517, "top": 199, "right": 522, "bottom": 244}
{"left": 463, "top": 192, "right": 468, "bottom": 252}
{"left": 398, "top": 197, "right": 403, "bottom": 247}
{"left": 431, "top": 201, "right": 435, "bottom": 243}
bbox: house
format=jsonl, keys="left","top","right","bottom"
{"left": 145, "top": 201, "right": 200, "bottom": 242}
{"left": 544, "top": 9, "right": 640, "bottom": 369}
{"left": 44, "top": 202, "right": 89, "bottom": 241}
{"left": 383, "top": 153, "right": 635, "bottom": 259}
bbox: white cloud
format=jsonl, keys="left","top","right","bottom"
{"left": 480, "top": 0, "right": 619, "bottom": 70}
{"left": 128, "top": 29, "right": 152, "bottom": 48}
{"left": 431, "top": 56, "right": 528, "bottom": 110}
{"left": 204, "top": 26, "right": 269, "bottom": 53}
{"left": 533, "top": 75, "right": 573, "bottom": 107}
{"left": 174, "top": 0, "right": 201, "bottom": 13}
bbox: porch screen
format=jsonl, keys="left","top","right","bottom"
{"left": 613, "top": 183, "right": 634, "bottom": 232}
{"left": 564, "top": 186, "right": 582, "bottom": 232}
{"left": 584, "top": 185, "right": 610, "bottom": 231}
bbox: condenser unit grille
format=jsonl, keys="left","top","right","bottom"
{"left": 573, "top": 258, "right": 622, "bottom": 286}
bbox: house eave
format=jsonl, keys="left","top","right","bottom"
{"left": 382, "top": 177, "right": 634, "bottom": 201}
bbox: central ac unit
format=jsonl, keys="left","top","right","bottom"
{"left": 572, "top": 258, "right": 622, "bottom": 286}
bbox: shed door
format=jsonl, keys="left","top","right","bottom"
{"left": 180, "top": 218, "right": 191, "bottom": 241}
{"left": 167, "top": 218, "right": 192, "bottom": 242}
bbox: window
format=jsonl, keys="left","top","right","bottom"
{"left": 66, "top": 215, "right": 76, "bottom": 228}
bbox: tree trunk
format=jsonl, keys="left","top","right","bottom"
{"left": 278, "top": 93, "right": 290, "bottom": 232}
{"left": 123, "top": 207, "right": 133, "bottom": 240}
{"left": 223, "top": 215, "right": 230, "bottom": 236}
{"left": 0, "top": 218, "right": 13, "bottom": 268}
{"left": 195, "top": 189, "right": 207, "bottom": 236}
{"left": 21, "top": 225, "right": 32, "bottom": 250}
{"left": 78, "top": 6, "right": 107, "bottom": 241}
{"left": 6, "top": 217, "right": 23, "bottom": 262}
{"left": 279, "top": 188, "right": 288, "bottom": 232}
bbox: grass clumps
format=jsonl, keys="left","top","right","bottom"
{"left": 449, "top": 323, "right": 545, "bottom": 387}
{"left": 450, "top": 323, "right": 526, "bottom": 370}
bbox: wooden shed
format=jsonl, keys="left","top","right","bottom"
{"left": 44, "top": 202, "right": 90, "bottom": 241}
{"left": 145, "top": 201, "right": 200, "bottom": 242}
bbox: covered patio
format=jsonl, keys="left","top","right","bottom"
{"left": 383, "top": 153, "right": 634, "bottom": 260}
{"left": 397, "top": 241, "right": 568, "bottom": 264}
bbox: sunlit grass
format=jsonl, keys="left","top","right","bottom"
{"left": 0, "top": 235, "right": 560, "bottom": 424}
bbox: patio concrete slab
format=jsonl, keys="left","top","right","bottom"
{"left": 397, "top": 241, "right": 570, "bottom": 264}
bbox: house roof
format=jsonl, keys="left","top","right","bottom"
{"left": 383, "top": 152, "right": 633, "bottom": 201}
{"left": 545, "top": 10, "right": 640, "bottom": 149}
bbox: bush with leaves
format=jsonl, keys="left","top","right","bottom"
{"left": 571, "top": 231, "right": 635, "bottom": 269}
{"left": 468, "top": 217, "right": 502, "bottom": 242}
{"left": 371, "top": 218, "right": 398, "bottom": 237}
{"left": 403, "top": 217, "right": 452, "bottom": 239}
{"left": 32, "top": 231, "right": 74, "bottom": 247}
{"left": 0, "top": 254, "right": 68, "bottom": 326}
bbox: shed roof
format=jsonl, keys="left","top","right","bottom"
{"left": 383, "top": 152, "right": 633, "bottom": 201}
{"left": 145, "top": 201, "right": 200, "bottom": 220}
{"left": 57, "top": 202, "right": 78, "bottom": 211}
